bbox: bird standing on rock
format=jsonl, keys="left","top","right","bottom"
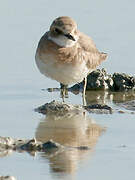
{"left": 35, "top": 16, "right": 107, "bottom": 105}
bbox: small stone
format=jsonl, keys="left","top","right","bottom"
{"left": 84, "top": 104, "right": 112, "bottom": 114}
{"left": 118, "top": 144, "right": 127, "bottom": 148}
{"left": 77, "top": 146, "right": 90, "bottom": 150}
{"left": 42, "top": 140, "right": 59, "bottom": 150}
{"left": 0, "top": 176, "right": 16, "bottom": 180}
{"left": 118, "top": 110, "right": 125, "bottom": 113}
{"left": 35, "top": 100, "right": 84, "bottom": 115}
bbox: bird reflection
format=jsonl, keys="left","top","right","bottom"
{"left": 47, "top": 87, "right": 135, "bottom": 105}
{"left": 85, "top": 90, "right": 135, "bottom": 105}
{"left": 35, "top": 110, "right": 105, "bottom": 177}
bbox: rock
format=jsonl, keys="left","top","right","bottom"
{"left": 112, "top": 73, "right": 135, "bottom": 91}
{"left": 71, "top": 68, "right": 113, "bottom": 91}
{"left": 0, "top": 137, "right": 15, "bottom": 151}
{"left": 0, "top": 136, "right": 90, "bottom": 155}
{"left": 86, "top": 68, "right": 113, "bottom": 90}
{"left": 0, "top": 176, "right": 16, "bottom": 180}
{"left": 19, "top": 139, "right": 62, "bottom": 152}
{"left": 35, "top": 100, "right": 84, "bottom": 115}
{"left": 46, "top": 69, "right": 135, "bottom": 92}
{"left": 19, "top": 138, "right": 40, "bottom": 151}
{"left": 70, "top": 69, "right": 135, "bottom": 92}
{"left": 0, "top": 137, "right": 15, "bottom": 146}
{"left": 76, "top": 146, "right": 90, "bottom": 150}
{"left": 35, "top": 100, "right": 112, "bottom": 115}
{"left": 84, "top": 104, "right": 113, "bottom": 114}
{"left": 42, "top": 140, "right": 60, "bottom": 149}
{"left": 41, "top": 140, "right": 63, "bottom": 153}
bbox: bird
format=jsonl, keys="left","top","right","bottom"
{"left": 35, "top": 16, "right": 107, "bottom": 105}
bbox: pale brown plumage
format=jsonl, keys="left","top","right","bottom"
{"left": 36, "top": 17, "right": 107, "bottom": 70}
{"left": 35, "top": 16, "right": 107, "bottom": 103}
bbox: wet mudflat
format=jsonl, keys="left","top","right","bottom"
{"left": 1, "top": 0, "right": 135, "bottom": 180}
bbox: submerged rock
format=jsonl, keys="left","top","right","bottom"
{"left": 19, "top": 138, "right": 40, "bottom": 151}
{"left": 0, "top": 136, "right": 91, "bottom": 155}
{"left": 42, "top": 140, "right": 61, "bottom": 150}
{"left": 19, "top": 139, "right": 63, "bottom": 152}
{"left": 84, "top": 104, "right": 112, "bottom": 114}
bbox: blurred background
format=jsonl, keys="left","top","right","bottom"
{"left": 0, "top": 0, "right": 135, "bottom": 90}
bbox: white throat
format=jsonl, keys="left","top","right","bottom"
{"left": 49, "top": 35, "right": 77, "bottom": 47}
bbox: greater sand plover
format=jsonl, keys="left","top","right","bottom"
{"left": 35, "top": 16, "right": 107, "bottom": 104}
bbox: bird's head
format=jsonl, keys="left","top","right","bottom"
{"left": 49, "top": 16, "right": 78, "bottom": 47}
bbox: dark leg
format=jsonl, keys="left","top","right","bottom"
{"left": 60, "top": 83, "right": 68, "bottom": 102}
{"left": 82, "top": 77, "right": 87, "bottom": 106}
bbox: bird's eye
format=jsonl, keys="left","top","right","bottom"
{"left": 54, "top": 28, "right": 62, "bottom": 34}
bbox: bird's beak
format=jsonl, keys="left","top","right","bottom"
{"left": 64, "top": 33, "right": 76, "bottom": 41}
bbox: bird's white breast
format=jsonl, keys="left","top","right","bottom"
{"left": 35, "top": 52, "right": 90, "bottom": 85}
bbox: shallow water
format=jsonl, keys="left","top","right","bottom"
{"left": 0, "top": 0, "right": 135, "bottom": 179}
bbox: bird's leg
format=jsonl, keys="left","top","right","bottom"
{"left": 60, "top": 83, "right": 68, "bottom": 102}
{"left": 82, "top": 77, "right": 87, "bottom": 106}
{"left": 65, "top": 85, "right": 69, "bottom": 98}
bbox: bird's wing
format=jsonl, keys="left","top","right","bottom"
{"left": 78, "top": 31, "right": 98, "bottom": 52}
{"left": 78, "top": 31, "right": 107, "bottom": 69}
{"left": 36, "top": 32, "right": 49, "bottom": 53}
